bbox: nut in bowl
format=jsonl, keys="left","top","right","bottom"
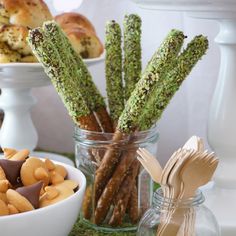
{"left": 0, "top": 150, "right": 86, "bottom": 236}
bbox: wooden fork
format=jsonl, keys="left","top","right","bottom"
{"left": 137, "top": 148, "right": 163, "bottom": 183}
{"left": 157, "top": 149, "right": 196, "bottom": 236}
{"left": 180, "top": 152, "right": 219, "bottom": 199}
{"left": 158, "top": 152, "right": 218, "bottom": 236}
{"left": 183, "top": 136, "right": 204, "bottom": 152}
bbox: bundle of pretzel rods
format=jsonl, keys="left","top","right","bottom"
{"left": 27, "top": 14, "right": 208, "bottom": 227}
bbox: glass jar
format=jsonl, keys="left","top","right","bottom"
{"left": 74, "top": 126, "right": 159, "bottom": 232}
{"left": 138, "top": 188, "right": 220, "bottom": 236}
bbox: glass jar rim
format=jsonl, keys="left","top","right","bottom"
{"left": 153, "top": 188, "right": 205, "bottom": 208}
{"left": 74, "top": 124, "right": 159, "bottom": 147}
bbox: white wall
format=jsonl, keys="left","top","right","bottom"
{"left": 32, "top": 0, "right": 219, "bottom": 165}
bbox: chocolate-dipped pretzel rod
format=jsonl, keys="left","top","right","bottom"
{"left": 105, "top": 20, "right": 124, "bottom": 125}
{"left": 94, "top": 30, "right": 185, "bottom": 223}
{"left": 123, "top": 14, "right": 142, "bottom": 100}
{"left": 139, "top": 35, "right": 209, "bottom": 130}
{"left": 42, "top": 21, "right": 113, "bottom": 133}
{"left": 117, "top": 29, "right": 185, "bottom": 133}
{"left": 28, "top": 28, "right": 100, "bottom": 131}
{"left": 118, "top": 14, "right": 141, "bottom": 223}
{"left": 104, "top": 16, "right": 141, "bottom": 221}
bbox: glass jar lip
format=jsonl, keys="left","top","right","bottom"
{"left": 74, "top": 124, "right": 158, "bottom": 136}
{"left": 153, "top": 188, "right": 205, "bottom": 208}
{"left": 74, "top": 124, "right": 159, "bottom": 146}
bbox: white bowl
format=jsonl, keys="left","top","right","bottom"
{"left": 0, "top": 161, "right": 86, "bottom": 236}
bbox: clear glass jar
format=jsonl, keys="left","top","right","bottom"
{"left": 74, "top": 126, "right": 159, "bottom": 232}
{"left": 138, "top": 188, "right": 220, "bottom": 236}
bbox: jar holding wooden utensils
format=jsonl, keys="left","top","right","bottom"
{"left": 137, "top": 136, "right": 220, "bottom": 236}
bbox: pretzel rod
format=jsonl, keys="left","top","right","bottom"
{"left": 28, "top": 28, "right": 100, "bottom": 131}
{"left": 93, "top": 30, "right": 185, "bottom": 223}
{"left": 123, "top": 14, "right": 142, "bottom": 100}
{"left": 105, "top": 20, "right": 124, "bottom": 124}
{"left": 139, "top": 35, "right": 209, "bottom": 130}
{"left": 43, "top": 21, "right": 113, "bottom": 133}
{"left": 94, "top": 130, "right": 126, "bottom": 204}
{"left": 109, "top": 159, "right": 140, "bottom": 226}
{"left": 117, "top": 29, "right": 185, "bottom": 133}
{"left": 94, "top": 147, "right": 137, "bottom": 224}
{"left": 127, "top": 184, "right": 139, "bottom": 224}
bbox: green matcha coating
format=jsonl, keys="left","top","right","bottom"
{"left": 117, "top": 29, "right": 185, "bottom": 133}
{"left": 123, "top": 14, "right": 142, "bottom": 100}
{"left": 139, "top": 35, "right": 209, "bottom": 130}
{"left": 43, "top": 21, "right": 106, "bottom": 111}
{"left": 27, "top": 28, "right": 91, "bottom": 124}
{"left": 105, "top": 20, "right": 124, "bottom": 122}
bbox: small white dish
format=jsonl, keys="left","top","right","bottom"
{"left": 0, "top": 160, "right": 86, "bottom": 236}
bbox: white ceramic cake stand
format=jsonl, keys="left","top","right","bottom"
{"left": 132, "top": 1, "right": 236, "bottom": 235}
{"left": 0, "top": 54, "right": 104, "bottom": 165}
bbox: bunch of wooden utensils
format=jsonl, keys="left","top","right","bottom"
{"left": 137, "top": 136, "right": 219, "bottom": 236}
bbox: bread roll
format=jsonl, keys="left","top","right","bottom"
{"left": 64, "top": 26, "right": 103, "bottom": 59}
{"left": 0, "top": 0, "right": 51, "bottom": 62}
{"left": 55, "top": 12, "right": 104, "bottom": 59}
{"left": 0, "top": 3, "right": 10, "bottom": 25}
{"left": 55, "top": 12, "right": 96, "bottom": 33}
{"left": 0, "top": 25, "right": 32, "bottom": 55}
{"left": 0, "top": 0, "right": 52, "bottom": 28}
{"left": 0, "top": 41, "right": 21, "bottom": 63}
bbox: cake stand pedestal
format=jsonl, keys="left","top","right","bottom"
{"left": 131, "top": 1, "right": 236, "bottom": 235}
{"left": 0, "top": 55, "right": 104, "bottom": 165}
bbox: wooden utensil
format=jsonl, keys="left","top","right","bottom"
{"left": 137, "top": 148, "right": 163, "bottom": 183}
{"left": 158, "top": 152, "right": 218, "bottom": 236}
{"left": 157, "top": 149, "right": 196, "bottom": 235}
{"left": 183, "top": 136, "right": 204, "bottom": 152}
{"left": 180, "top": 152, "right": 218, "bottom": 199}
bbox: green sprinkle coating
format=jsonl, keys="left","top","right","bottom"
{"left": 123, "top": 14, "right": 142, "bottom": 100}
{"left": 117, "top": 29, "right": 185, "bottom": 133}
{"left": 43, "top": 21, "right": 105, "bottom": 111}
{"left": 27, "top": 28, "right": 91, "bottom": 124}
{"left": 105, "top": 20, "right": 124, "bottom": 122}
{"left": 144, "top": 29, "right": 185, "bottom": 78}
{"left": 139, "top": 35, "right": 209, "bottom": 130}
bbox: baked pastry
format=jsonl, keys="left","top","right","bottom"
{"left": 0, "top": 0, "right": 52, "bottom": 28}
{"left": 55, "top": 12, "right": 104, "bottom": 59}
{"left": 0, "top": 0, "right": 52, "bottom": 63}
{"left": 63, "top": 26, "right": 104, "bottom": 59}
{"left": 0, "top": 25, "right": 32, "bottom": 55}
{"left": 0, "top": 41, "right": 21, "bottom": 62}
{"left": 55, "top": 12, "right": 95, "bottom": 33}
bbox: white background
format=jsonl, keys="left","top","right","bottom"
{"left": 33, "top": 0, "right": 220, "bottom": 165}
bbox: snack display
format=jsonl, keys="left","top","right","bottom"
{"left": 55, "top": 12, "right": 104, "bottom": 59}
{"left": 28, "top": 14, "right": 208, "bottom": 230}
{"left": 0, "top": 0, "right": 52, "bottom": 63}
{"left": 0, "top": 148, "right": 78, "bottom": 216}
